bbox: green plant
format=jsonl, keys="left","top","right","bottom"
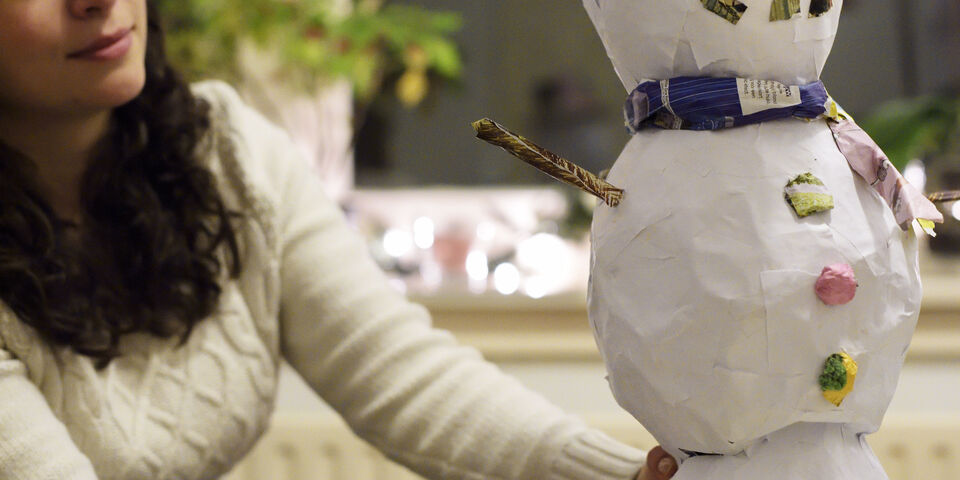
{"left": 156, "top": 0, "right": 462, "bottom": 106}
{"left": 861, "top": 95, "right": 960, "bottom": 171}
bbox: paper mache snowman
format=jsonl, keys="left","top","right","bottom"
{"left": 581, "top": 1, "right": 945, "bottom": 478}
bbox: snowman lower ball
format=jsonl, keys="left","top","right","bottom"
{"left": 584, "top": 1, "right": 935, "bottom": 478}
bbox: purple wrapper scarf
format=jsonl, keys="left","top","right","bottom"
{"left": 623, "top": 77, "right": 829, "bottom": 133}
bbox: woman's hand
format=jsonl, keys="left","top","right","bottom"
{"left": 636, "top": 446, "right": 678, "bottom": 480}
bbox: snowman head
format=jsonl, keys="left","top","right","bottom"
{"left": 584, "top": 0, "right": 843, "bottom": 90}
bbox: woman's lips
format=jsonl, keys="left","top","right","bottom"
{"left": 68, "top": 28, "right": 133, "bottom": 61}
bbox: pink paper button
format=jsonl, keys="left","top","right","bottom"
{"left": 815, "top": 263, "right": 857, "bottom": 305}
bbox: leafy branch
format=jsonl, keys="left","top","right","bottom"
{"left": 862, "top": 96, "right": 960, "bottom": 170}
{"left": 156, "top": 0, "right": 463, "bottom": 107}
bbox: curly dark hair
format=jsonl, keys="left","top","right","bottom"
{"left": 0, "top": 2, "right": 241, "bottom": 366}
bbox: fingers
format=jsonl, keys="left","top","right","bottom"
{"left": 647, "top": 446, "right": 678, "bottom": 479}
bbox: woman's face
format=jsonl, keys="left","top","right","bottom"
{"left": 0, "top": 0, "right": 148, "bottom": 118}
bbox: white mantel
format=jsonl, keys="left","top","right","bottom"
{"left": 276, "top": 254, "right": 960, "bottom": 416}
{"left": 415, "top": 270, "right": 960, "bottom": 364}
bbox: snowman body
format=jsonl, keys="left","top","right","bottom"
{"left": 585, "top": 1, "right": 921, "bottom": 477}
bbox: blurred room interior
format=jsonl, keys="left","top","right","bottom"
{"left": 158, "top": 0, "right": 960, "bottom": 478}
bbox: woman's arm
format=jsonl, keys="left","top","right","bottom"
{"left": 640, "top": 446, "right": 679, "bottom": 480}
{"left": 0, "top": 326, "right": 99, "bottom": 479}
{"left": 213, "top": 82, "right": 648, "bottom": 480}
{"left": 276, "top": 128, "right": 644, "bottom": 480}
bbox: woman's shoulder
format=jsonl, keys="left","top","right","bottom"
{"left": 191, "top": 79, "right": 243, "bottom": 109}
{"left": 189, "top": 80, "right": 305, "bottom": 209}
{"left": 191, "top": 80, "right": 292, "bottom": 157}
{"left": 0, "top": 299, "right": 43, "bottom": 377}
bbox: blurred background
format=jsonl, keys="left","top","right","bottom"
{"left": 160, "top": 0, "right": 960, "bottom": 297}
{"left": 351, "top": 0, "right": 960, "bottom": 187}
{"left": 156, "top": 1, "right": 960, "bottom": 478}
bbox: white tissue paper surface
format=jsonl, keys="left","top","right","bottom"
{"left": 584, "top": 0, "right": 843, "bottom": 90}
{"left": 587, "top": 119, "right": 921, "bottom": 460}
{"left": 583, "top": 1, "right": 920, "bottom": 477}
{"left": 670, "top": 423, "right": 887, "bottom": 479}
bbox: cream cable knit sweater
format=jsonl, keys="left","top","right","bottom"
{"left": 0, "top": 81, "right": 646, "bottom": 480}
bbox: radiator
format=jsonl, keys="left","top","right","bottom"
{"left": 224, "top": 413, "right": 960, "bottom": 480}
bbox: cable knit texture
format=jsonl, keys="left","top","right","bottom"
{"left": 0, "top": 81, "right": 645, "bottom": 480}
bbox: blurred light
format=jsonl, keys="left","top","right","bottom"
{"left": 413, "top": 217, "right": 435, "bottom": 249}
{"left": 383, "top": 229, "right": 413, "bottom": 258}
{"left": 465, "top": 250, "right": 489, "bottom": 281}
{"left": 952, "top": 202, "right": 960, "bottom": 222}
{"left": 476, "top": 222, "right": 496, "bottom": 242}
{"left": 388, "top": 277, "right": 407, "bottom": 295}
{"left": 903, "top": 159, "right": 926, "bottom": 192}
{"left": 516, "top": 233, "right": 567, "bottom": 275}
{"left": 523, "top": 276, "right": 549, "bottom": 299}
{"left": 493, "top": 263, "right": 520, "bottom": 295}
{"left": 420, "top": 256, "right": 443, "bottom": 291}
{"left": 539, "top": 220, "right": 560, "bottom": 235}
{"left": 466, "top": 250, "right": 489, "bottom": 294}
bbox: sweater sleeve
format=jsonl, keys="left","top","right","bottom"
{"left": 0, "top": 333, "right": 99, "bottom": 479}
{"left": 223, "top": 93, "right": 647, "bottom": 478}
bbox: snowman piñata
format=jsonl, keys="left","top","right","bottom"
{"left": 582, "top": 1, "right": 944, "bottom": 478}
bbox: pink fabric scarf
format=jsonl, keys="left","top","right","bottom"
{"left": 828, "top": 118, "right": 944, "bottom": 229}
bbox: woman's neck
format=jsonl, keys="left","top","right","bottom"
{"left": 0, "top": 108, "right": 112, "bottom": 223}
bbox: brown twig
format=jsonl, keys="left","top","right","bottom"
{"left": 928, "top": 190, "right": 960, "bottom": 204}
{"left": 472, "top": 118, "right": 624, "bottom": 207}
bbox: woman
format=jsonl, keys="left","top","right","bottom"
{"left": 0, "top": 1, "right": 677, "bottom": 479}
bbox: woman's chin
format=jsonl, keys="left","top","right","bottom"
{"left": 99, "top": 71, "right": 147, "bottom": 107}
{"left": 72, "top": 72, "right": 147, "bottom": 111}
